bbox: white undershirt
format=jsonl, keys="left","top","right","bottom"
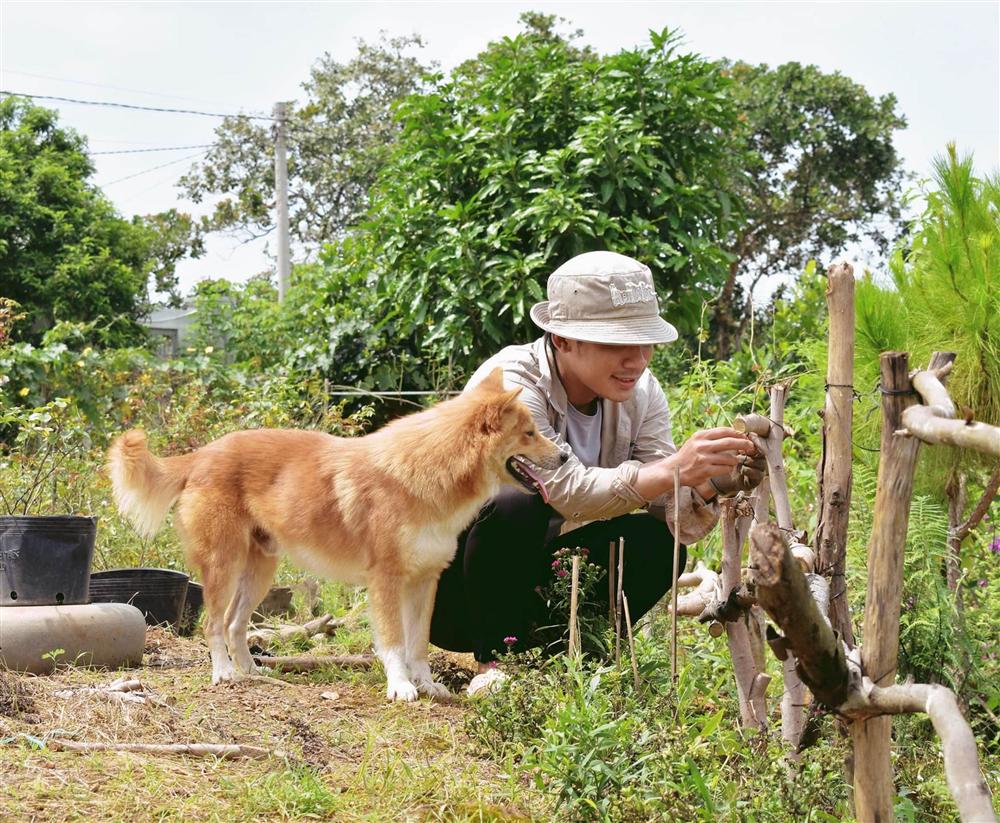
{"left": 565, "top": 402, "right": 603, "bottom": 468}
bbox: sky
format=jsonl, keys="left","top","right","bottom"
{"left": 2, "top": 1, "right": 998, "bottom": 299}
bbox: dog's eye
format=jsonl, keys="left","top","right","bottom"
{"left": 525, "top": 430, "right": 535, "bottom": 438}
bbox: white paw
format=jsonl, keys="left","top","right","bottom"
{"left": 416, "top": 679, "right": 451, "bottom": 699}
{"left": 386, "top": 679, "right": 420, "bottom": 702}
{"left": 211, "top": 667, "right": 245, "bottom": 684}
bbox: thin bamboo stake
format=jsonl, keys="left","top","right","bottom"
{"left": 670, "top": 464, "right": 682, "bottom": 685}
{"left": 568, "top": 555, "right": 580, "bottom": 658}
{"left": 608, "top": 540, "right": 617, "bottom": 629}
{"left": 621, "top": 592, "right": 641, "bottom": 690}
{"left": 615, "top": 536, "right": 625, "bottom": 667}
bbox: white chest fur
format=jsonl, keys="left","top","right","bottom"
{"left": 399, "top": 479, "right": 500, "bottom": 575}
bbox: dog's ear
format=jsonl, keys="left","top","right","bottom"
{"left": 481, "top": 386, "right": 523, "bottom": 432}
{"left": 479, "top": 366, "right": 506, "bottom": 393}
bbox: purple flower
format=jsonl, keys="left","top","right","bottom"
{"left": 503, "top": 636, "right": 518, "bottom": 647}
{"left": 978, "top": 579, "right": 988, "bottom": 588}
{"left": 989, "top": 536, "right": 1000, "bottom": 554}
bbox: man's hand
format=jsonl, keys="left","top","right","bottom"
{"left": 669, "top": 427, "right": 757, "bottom": 490}
{"left": 707, "top": 453, "right": 768, "bottom": 498}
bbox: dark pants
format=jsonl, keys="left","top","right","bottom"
{"left": 430, "top": 488, "right": 687, "bottom": 663}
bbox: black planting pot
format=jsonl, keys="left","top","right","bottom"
{"left": 89, "top": 568, "right": 190, "bottom": 631}
{"left": 179, "top": 581, "right": 203, "bottom": 636}
{"left": 0, "top": 515, "right": 97, "bottom": 606}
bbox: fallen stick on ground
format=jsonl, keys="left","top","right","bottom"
{"left": 252, "top": 654, "right": 375, "bottom": 672}
{"left": 45, "top": 739, "right": 287, "bottom": 760}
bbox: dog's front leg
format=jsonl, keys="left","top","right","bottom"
{"left": 403, "top": 575, "right": 449, "bottom": 699}
{"left": 368, "top": 572, "right": 419, "bottom": 702}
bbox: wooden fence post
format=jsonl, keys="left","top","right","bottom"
{"left": 816, "top": 262, "right": 856, "bottom": 646}
{"left": 852, "top": 351, "right": 953, "bottom": 820}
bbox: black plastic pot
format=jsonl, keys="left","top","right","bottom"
{"left": 0, "top": 515, "right": 97, "bottom": 606}
{"left": 89, "top": 568, "right": 190, "bottom": 631}
{"left": 179, "top": 581, "right": 203, "bottom": 636}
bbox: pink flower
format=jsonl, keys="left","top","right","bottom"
{"left": 978, "top": 579, "right": 988, "bottom": 588}
{"left": 503, "top": 636, "right": 518, "bottom": 647}
{"left": 556, "top": 569, "right": 568, "bottom": 578}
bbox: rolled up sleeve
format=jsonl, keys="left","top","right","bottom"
{"left": 632, "top": 380, "right": 720, "bottom": 545}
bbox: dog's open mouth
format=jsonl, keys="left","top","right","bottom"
{"left": 506, "top": 456, "right": 550, "bottom": 503}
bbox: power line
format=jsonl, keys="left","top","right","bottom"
{"left": 0, "top": 90, "right": 276, "bottom": 121}
{"left": 98, "top": 151, "right": 208, "bottom": 186}
{"left": 90, "top": 144, "right": 213, "bottom": 155}
{"left": 0, "top": 68, "right": 253, "bottom": 110}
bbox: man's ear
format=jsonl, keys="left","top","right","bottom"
{"left": 550, "top": 334, "right": 573, "bottom": 353}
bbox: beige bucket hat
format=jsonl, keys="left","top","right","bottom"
{"left": 529, "top": 251, "right": 678, "bottom": 345}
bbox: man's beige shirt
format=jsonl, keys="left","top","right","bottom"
{"left": 467, "top": 337, "right": 719, "bottom": 544}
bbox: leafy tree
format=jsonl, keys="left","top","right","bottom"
{"left": 711, "top": 61, "right": 907, "bottom": 358}
{"left": 0, "top": 97, "right": 199, "bottom": 343}
{"left": 179, "top": 33, "right": 432, "bottom": 250}
{"left": 315, "top": 21, "right": 741, "bottom": 389}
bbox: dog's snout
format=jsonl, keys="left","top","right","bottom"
{"left": 559, "top": 452, "right": 569, "bottom": 464}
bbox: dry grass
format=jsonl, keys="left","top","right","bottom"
{"left": 0, "top": 627, "right": 546, "bottom": 822}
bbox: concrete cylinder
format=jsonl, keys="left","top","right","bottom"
{"left": 0, "top": 602, "right": 145, "bottom": 674}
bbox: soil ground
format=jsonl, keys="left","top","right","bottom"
{"left": 0, "top": 626, "right": 548, "bottom": 822}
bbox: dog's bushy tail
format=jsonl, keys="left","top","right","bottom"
{"left": 107, "top": 430, "right": 194, "bottom": 538}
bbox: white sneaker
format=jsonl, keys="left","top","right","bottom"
{"left": 467, "top": 667, "right": 508, "bottom": 697}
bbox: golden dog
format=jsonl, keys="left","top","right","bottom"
{"left": 107, "top": 368, "right": 562, "bottom": 700}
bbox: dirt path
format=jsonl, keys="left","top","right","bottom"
{"left": 0, "top": 628, "right": 545, "bottom": 821}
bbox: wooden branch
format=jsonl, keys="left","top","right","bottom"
{"left": 247, "top": 614, "right": 345, "bottom": 648}
{"left": 735, "top": 385, "right": 794, "bottom": 534}
{"left": 750, "top": 523, "right": 996, "bottom": 822}
{"left": 46, "top": 739, "right": 286, "bottom": 760}
{"left": 861, "top": 683, "right": 996, "bottom": 823}
{"left": 722, "top": 499, "right": 769, "bottom": 730}
{"left": 955, "top": 461, "right": 1000, "bottom": 541}
{"left": 750, "top": 524, "right": 849, "bottom": 708}
{"left": 670, "top": 561, "right": 722, "bottom": 616}
{"left": 816, "top": 262, "right": 856, "bottom": 647}
{"left": 900, "top": 367, "right": 1000, "bottom": 456}
{"left": 252, "top": 654, "right": 375, "bottom": 672}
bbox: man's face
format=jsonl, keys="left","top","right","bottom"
{"left": 554, "top": 337, "right": 654, "bottom": 407}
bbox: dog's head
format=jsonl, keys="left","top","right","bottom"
{"left": 474, "top": 367, "right": 564, "bottom": 501}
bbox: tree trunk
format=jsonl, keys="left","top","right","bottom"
{"left": 815, "top": 262, "right": 856, "bottom": 647}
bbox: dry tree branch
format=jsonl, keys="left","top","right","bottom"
{"left": 900, "top": 367, "right": 1000, "bottom": 457}
{"left": 750, "top": 523, "right": 995, "bottom": 823}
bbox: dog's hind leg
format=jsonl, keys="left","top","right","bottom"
{"left": 367, "top": 569, "right": 419, "bottom": 702}
{"left": 177, "top": 495, "right": 251, "bottom": 684}
{"left": 223, "top": 547, "right": 279, "bottom": 675}
{"left": 402, "top": 575, "right": 449, "bottom": 699}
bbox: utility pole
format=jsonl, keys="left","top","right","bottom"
{"left": 273, "top": 101, "right": 291, "bottom": 302}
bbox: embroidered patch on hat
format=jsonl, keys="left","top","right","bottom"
{"left": 609, "top": 280, "right": 656, "bottom": 307}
